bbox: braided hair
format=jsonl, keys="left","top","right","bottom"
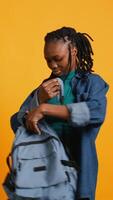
{"left": 44, "top": 27, "right": 94, "bottom": 72}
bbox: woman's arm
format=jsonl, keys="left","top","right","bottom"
{"left": 10, "top": 89, "right": 36, "bottom": 133}
{"left": 11, "top": 74, "right": 109, "bottom": 134}
{"left": 25, "top": 75, "right": 109, "bottom": 133}
{"left": 41, "top": 104, "right": 69, "bottom": 120}
{"left": 66, "top": 75, "right": 109, "bottom": 127}
{"left": 25, "top": 103, "right": 69, "bottom": 133}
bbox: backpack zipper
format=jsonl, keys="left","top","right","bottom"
{"left": 12, "top": 135, "right": 59, "bottom": 154}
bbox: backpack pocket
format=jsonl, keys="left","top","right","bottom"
{"left": 14, "top": 139, "right": 68, "bottom": 188}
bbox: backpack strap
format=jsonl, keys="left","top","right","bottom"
{"left": 61, "top": 160, "right": 79, "bottom": 171}
{"left": 6, "top": 153, "right": 12, "bottom": 172}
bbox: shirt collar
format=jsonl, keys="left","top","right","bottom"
{"left": 49, "top": 70, "right": 91, "bottom": 80}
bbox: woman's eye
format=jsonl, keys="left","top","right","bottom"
{"left": 46, "top": 57, "right": 63, "bottom": 63}
{"left": 55, "top": 58, "right": 62, "bottom": 62}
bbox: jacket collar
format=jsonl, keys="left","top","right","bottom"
{"left": 74, "top": 70, "right": 91, "bottom": 79}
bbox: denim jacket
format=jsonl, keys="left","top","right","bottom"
{"left": 10, "top": 71, "right": 109, "bottom": 200}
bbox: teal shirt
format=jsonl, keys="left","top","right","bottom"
{"left": 46, "top": 70, "right": 76, "bottom": 136}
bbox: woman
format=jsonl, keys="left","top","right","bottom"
{"left": 11, "top": 27, "right": 109, "bottom": 200}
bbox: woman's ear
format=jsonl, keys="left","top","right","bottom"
{"left": 71, "top": 47, "right": 78, "bottom": 56}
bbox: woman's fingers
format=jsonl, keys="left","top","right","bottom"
{"left": 48, "top": 90, "right": 60, "bottom": 98}
{"left": 38, "top": 78, "right": 60, "bottom": 103}
{"left": 31, "top": 122, "right": 41, "bottom": 135}
{"left": 47, "top": 84, "right": 60, "bottom": 93}
{"left": 42, "top": 78, "right": 59, "bottom": 88}
{"left": 34, "top": 123, "right": 41, "bottom": 135}
{"left": 25, "top": 108, "right": 43, "bottom": 135}
{"left": 42, "top": 79, "right": 60, "bottom": 93}
{"left": 26, "top": 119, "right": 41, "bottom": 135}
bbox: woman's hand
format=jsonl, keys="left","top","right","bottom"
{"left": 25, "top": 105, "right": 44, "bottom": 134}
{"left": 38, "top": 78, "right": 60, "bottom": 104}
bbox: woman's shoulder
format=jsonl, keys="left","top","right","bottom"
{"left": 88, "top": 72, "right": 104, "bottom": 80}
{"left": 88, "top": 72, "right": 108, "bottom": 86}
{"left": 85, "top": 72, "right": 109, "bottom": 95}
{"left": 74, "top": 71, "right": 109, "bottom": 93}
{"left": 75, "top": 70, "right": 108, "bottom": 85}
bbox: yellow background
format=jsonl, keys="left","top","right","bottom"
{"left": 0, "top": 0, "right": 113, "bottom": 199}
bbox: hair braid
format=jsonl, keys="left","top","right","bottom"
{"left": 44, "top": 27, "right": 94, "bottom": 72}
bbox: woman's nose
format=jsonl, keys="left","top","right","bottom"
{"left": 50, "top": 61, "right": 58, "bottom": 69}
{"left": 52, "top": 64, "right": 58, "bottom": 69}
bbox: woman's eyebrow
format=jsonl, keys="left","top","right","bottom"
{"left": 53, "top": 55, "right": 62, "bottom": 58}
{"left": 45, "top": 55, "right": 62, "bottom": 60}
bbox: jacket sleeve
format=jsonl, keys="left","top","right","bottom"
{"left": 66, "top": 75, "right": 109, "bottom": 127}
{"left": 10, "top": 75, "right": 54, "bottom": 133}
{"left": 10, "top": 88, "right": 39, "bottom": 133}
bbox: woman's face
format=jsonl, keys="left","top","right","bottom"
{"left": 44, "top": 40, "right": 77, "bottom": 77}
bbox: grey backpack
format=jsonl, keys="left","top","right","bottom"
{"left": 3, "top": 77, "right": 78, "bottom": 200}
{"left": 3, "top": 120, "right": 78, "bottom": 200}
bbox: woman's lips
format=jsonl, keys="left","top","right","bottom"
{"left": 53, "top": 70, "right": 61, "bottom": 75}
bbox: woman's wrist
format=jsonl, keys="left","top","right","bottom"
{"left": 39, "top": 103, "right": 49, "bottom": 115}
